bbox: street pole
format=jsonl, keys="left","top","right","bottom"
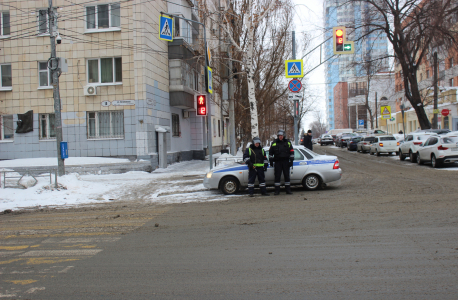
{"left": 228, "top": 44, "right": 236, "bottom": 156}
{"left": 49, "top": 0, "right": 65, "bottom": 176}
{"left": 433, "top": 52, "right": 438, "bottom": 129}
{"left": 218, "top": 0, "right": 224, "bottom": 150}
{"left": 375, "top": 92, "right": 378, "bottom": 129}
{"left": 292, "top": 31, "right": 298, "bottom": 145}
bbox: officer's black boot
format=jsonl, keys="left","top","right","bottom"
{"left": 285, "top": 185, "right": 293, "bottom": 195}
{"left": 261, "top": 187, "right": 270, "bottom": 196}
{"left": 274, "top": 186, "right": 280, "bottom": 195}
{"left": 248, "top": 187, "right": 254, "bottom": 197}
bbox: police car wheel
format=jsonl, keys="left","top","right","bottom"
{"left": 220, "top": 176, "right": 239, "bottom": 195}
{"left": 303, "top": 174, "right": 321, "bottom": 191}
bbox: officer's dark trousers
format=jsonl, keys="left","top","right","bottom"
{"left": 248, "top": 167, "right": 266, "bottom": 195}
{"left": 274, "top": 160, "right": 290, "bottom": 191}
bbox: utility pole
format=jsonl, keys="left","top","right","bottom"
{"left": 292, "top": 31, "right": 298, "bottom": 145}
{"left": 218, "top": 0, "right": 224, "bottom": 150}
{"left": 433, "top": 52, "right": 438, "bottom": 129}
{"left": 375, "top": 92, "right": 378, "bottom": 129}
{"left": 49, "top": 0, "right": 65, "bottom": 176}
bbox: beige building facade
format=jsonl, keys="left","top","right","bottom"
{"left": 0, "top": 0, "right": 225, "bottom": 166}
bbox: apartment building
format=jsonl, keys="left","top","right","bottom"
{"left": 0, "top": 0, "right": 226, "bottom": 167}
{"left": 323, "top": 0, "right": 389, "bottom": 130}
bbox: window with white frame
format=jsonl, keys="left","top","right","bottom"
{"left": 450, "top": 78, "right": 454, "bottom": 86}
{"left": 86, "top": 3, "right": 120, "bottom": 31}
{"left": 39, "top": 113, "right": 56, "bottom": 139}
{"left": 1, "top": 64, "right": 12, "bottom": 87}
{"left": 1, "top": 11, "right": 10, "bottom": 36}
{"left": 87, "top": 111, "right": 124, "bottom": 139}
{"left": 37, "top": 9, "right": 49, "bottom": 34}
{"left": 87, "top": 57, "right": 122, "bottom": 84}
{"left": 172, "top": 113, "right": 180, "bottom": 137}
{"left": 38, "top": 62, "right": 52, "bottom": 87}
{"left": 0, "top": 115, "right": 14, "bottom": 140}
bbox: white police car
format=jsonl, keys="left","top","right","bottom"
{"left": 203, "top": 145, "right": 342, "bottom": 194}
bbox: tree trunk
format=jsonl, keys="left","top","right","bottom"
{"left": 245, "top": 10, "right": 259, "bottom": 138}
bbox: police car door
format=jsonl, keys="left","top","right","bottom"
{"left": 291, "top": 149, "right": 309, "bottom": 184}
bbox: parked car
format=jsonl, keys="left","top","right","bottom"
{"left": 416, "top": 136, "right": 458, "bottom": 167}
{"left": 357, "top": 136, "right": 376, "bottom": 153}
{"left": 335, "top": 133, "right": 359, "bottom": 148}
{"left": 398, "top": 133, "right": 438, "bottom": 162}
{"left": 347, "top": 136, "right": 363, "bottom": 151}
{"left": 203, "top": 145, "right": 342, "bottom": 194}
{"left": 445, "top": 131, "right": 458, "bottom": 137}
{"left": 369, "top": 135, "right": 400, "bottom": 156}
{"left": 312, "top": 138, "right": 318, "bottom": 144}
{"left": 331, "top": 135, "right": 337, "bottom": 144}
{"left": 414, "top": 129, "right": 451, "bottom": 135}
{"left": 320, "top": 134, "right": 334, "bottom": 146}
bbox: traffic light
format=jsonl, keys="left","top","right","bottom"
{"left": 196, "top": 94, "right": 207, "bottom": 116}
{"left": 335, "top": 29, "right": 344, "bottom": 52}
{"left": 332, "top": 26, "right": 354, "bottom": 55}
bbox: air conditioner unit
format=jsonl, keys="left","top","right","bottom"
{"left": 183, "top": 111, "right": 190, "bottom": 119}
{"left": 84, "top": 85, "right": 97, "bottom": 96}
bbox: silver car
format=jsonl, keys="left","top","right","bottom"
{"left": 203, "top": 145, "right": 342, "bottom": 195}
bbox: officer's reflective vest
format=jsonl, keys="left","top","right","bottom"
{"left": 248, "top": 148, "right": 266, "bottom": 167}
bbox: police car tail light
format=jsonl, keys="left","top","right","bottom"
{"left": 438, "top": 145, "right": 448, "bottom": 151}
{"left": 333, "top": 160, "right": 340, "bottom": 169}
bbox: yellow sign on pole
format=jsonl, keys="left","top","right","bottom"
{"left": 381, "top": 105, "right": 391, "bottom": 119}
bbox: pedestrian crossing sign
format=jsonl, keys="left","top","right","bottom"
{"left": 381, "top": 105, "right": 391, "bottom": 119}
{"left": 159, "top": 15, "right": 174, "bottom": 41}
{"left": 285, "top": 60, "right": 303, "bottom": 78}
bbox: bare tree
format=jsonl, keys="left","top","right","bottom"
{"left": 350, "top": 0, "right": 458, "bottom": 129}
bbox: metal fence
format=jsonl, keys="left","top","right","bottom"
{"left": 1, "top": 169, "right": 57, "bottom": 189}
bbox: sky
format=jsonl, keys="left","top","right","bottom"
{"left": 292, "top": 0, "right": 327, "bottom": 132}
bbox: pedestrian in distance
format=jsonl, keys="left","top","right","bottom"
{"left": 243, "top": 137, "right": 270, "bottom": 197}
{"left": 302, "top": 129, "right": 313, "bottom": 151}
{"left": 269, "top": 130, "right": 294, "bottom": 195}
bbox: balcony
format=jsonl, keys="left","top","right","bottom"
{"left": 169, "top": 59, "right": 201, "bottom": 109}
{"left": 348, "top": 88, "right": 367, "bottom": 97}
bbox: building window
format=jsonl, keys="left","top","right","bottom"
{"left": 86, "top": 3, "right": 120, "bottom": 30}
{"left": 37, "top": 9, "right": 49, "bottom": 34}
{"left": 39, "top": 113, "right": 56, "bottom": 139}
{"left": 450, "top": 58, "right": 454, "bottom": 68}
{"left": 87, "top": 111, "right": 124, "bottom": 139}
{"left": 450, "top": 78, "right": 454, "bottom": 86}
{"left": 218, "top": 120, "right": 221, "bottom": 137}
{"left": 213, "top": 119, "right": 216, "bottom": 137}
{"left": 0, "top": 64, "right": 12, "bottom": 87}
{"left": 38, "top": 62, "right": 52, "bottom": 87}
{"left": 1, "top": 12, "right": 10, "bottom": 36}
{"left": 87, "top": 57, "right": 122, "bottom": 84}
{"left": 172, "top": 113, "right": 180, "bottom": 137}
{"left": 0, "top": 115, "right": 14, "bottom": 140}
{"left": 426, "top": 70, "right": 430, "bottom": 78}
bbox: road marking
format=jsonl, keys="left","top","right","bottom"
{"left": 20, "top": 249, "right": 103, "bottom": 257}
{"left": 25, "top": 287, "right": 45, "bottom": 294}
{"left": 5, "top": 280, "right": 37, "bottom": 285}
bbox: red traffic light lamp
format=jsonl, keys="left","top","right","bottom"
{"left": 196, "top": 95, "right": 207, "bottom": 116}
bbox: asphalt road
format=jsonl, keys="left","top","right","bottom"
{"left": 1, "top": 145, "right": 457, "bottom": 299}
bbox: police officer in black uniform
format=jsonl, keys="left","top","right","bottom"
{"left": 243, "top": 137, "right": 270, "bottom": 197}
{"left": 269, "top": 130, "right": 294, "bottom": 195}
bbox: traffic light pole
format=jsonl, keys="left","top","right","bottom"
{"left": 160, "top": 12, "right": 212, "bottom": 169}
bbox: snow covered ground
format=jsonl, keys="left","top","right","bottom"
{"left": 0, "top": 154, "right": 241, "bottom": 211}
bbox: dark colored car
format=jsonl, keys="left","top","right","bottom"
{"left": 336, "top": 133, "right": 358, "bottom": 148}
{"left": 331, "top": 135, "right": 337, "bottom": 144}
{"left": 347, "top": 136, "right": 363, "bottom": 151}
